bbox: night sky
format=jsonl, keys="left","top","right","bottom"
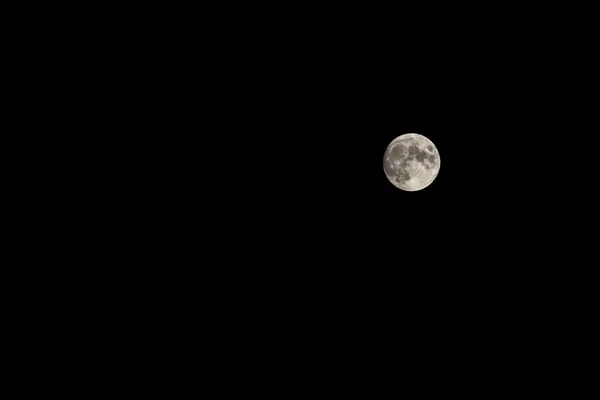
{"left": 179, "top": 4, "right": 595, "bottom": 294}
{"left": 19, "top": 2, "right": 594, "bottom": 385}
{"left": 92, "top": 2, "right": 593, "bottom": 365}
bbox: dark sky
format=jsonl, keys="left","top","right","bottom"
{"left": 18, "top": 2, "right": 594, "bottom": 381}
{"left": 174, "top": 4, "right": 595, "bottom": 276}
{"left": 120, "top": 3, "right": 595, "bottom": 329}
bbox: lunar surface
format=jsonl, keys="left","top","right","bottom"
{"left": 383, "top": 133, "right": 440, "bottom": 191}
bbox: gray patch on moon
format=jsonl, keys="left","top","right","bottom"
{"left": 400, "top": 169, "right": 411, "bottom": 181}
{"left": 391, "top": 144, "right": 405, "bottom": 158}
{"left": 428, "top": 145, "right": 433, "bottom": 152}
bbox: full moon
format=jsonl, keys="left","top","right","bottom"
{"left": 383, "top": 133, "right": 440, "bottom": 191}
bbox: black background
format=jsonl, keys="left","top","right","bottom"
{"left": 191, "top": 3, "right": 595, "bottom": 376}
{"left": 19, "top": 3, "right": 594, "bottom": 379}
{"left": 197, "top": 11, "right": 558, "bottom": 259}
{"left": 124, "top": 4, "right": 597, "bottom": 305}
{"left": 2, "top": 3, "right": 596, "bottom": 392}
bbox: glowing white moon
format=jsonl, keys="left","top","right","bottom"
{"left": 383, "top": 133, "right": 440, "bottom": 191}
